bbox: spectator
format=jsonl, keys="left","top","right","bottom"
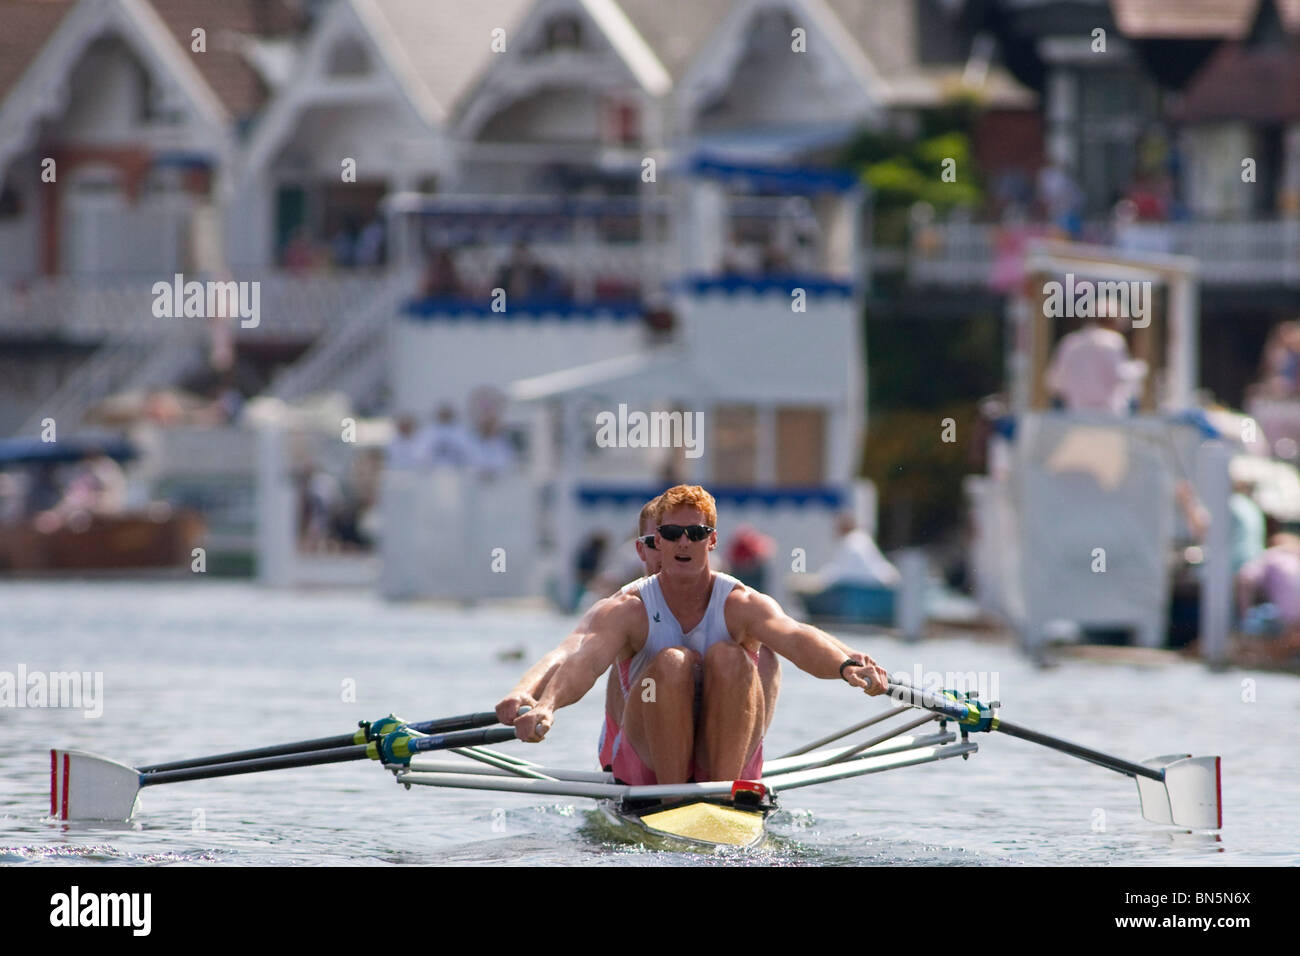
{"left": 59, "top": 451, "right": 126, "bottom": 516}
{"left": 283, "top": 226, "right": 319, "bottom": 273}
{"left": 1237, "top": 533, "right": 1300, "bottom": 632}
{"left": 300, "top": 465, "right": 342, "bottom": 553}
{"left": 816, "top": 514, "right": 900, "bottom": 589}
{"left": 469, "top": 416, "right": 516, "bottom": 479}
{"left": 1229, "top": 475, "right": 1267, "bottom": 574}
{"left": 355, "top": 214, "right": 386, "bottom": 268}
{"left": 575, "top": 532, "right": 609, "bottom": 593}
{"left": 1036, "top": 160, "right": 1084, "bottom": 239}
{"left": 419, "top": 247, "right": 464, "bottom": 299}
{"left": 387, "top": 414, "right": 428, "bottom": 471}
{"left": 329, "top": 220, "right": 357, "bottom": 268}
{"left": 725, "top": 524, "right": 774, "bottom": 592}
{"left": 1259, "top": 320, "right": 1300, "bottom": 399}
{"left": 419, "top": 404, "right": 473, "bottom": 468}
{"left": 1046, "top": 308, "right": 1147, "bottom": 414}
{"left": 495, "top": 240, "right": 547, "bottom": 300}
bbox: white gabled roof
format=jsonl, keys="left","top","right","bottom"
{"left": 581, "top": 0, "right": 670, "bottom": 96}
{"left": 363, "top": 0, "right": 536, "bottom": 118}
{"left": 0, "top": 0, "right": 230, "bottom": 192}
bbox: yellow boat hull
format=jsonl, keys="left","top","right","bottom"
{"left": 601, "top": 799, "right": 768, "bottom": 850}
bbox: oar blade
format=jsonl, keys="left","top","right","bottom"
{"left": 50, "top": 749, "right": 142, "bottom": 822}
{"left": 1164, "top": 756, "right": 1222, "bottom": 830}
{"left": 1136, "top": 754, "right": 1222, "bottom": 830}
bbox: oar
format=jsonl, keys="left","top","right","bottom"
{"left": 138, "top": 711, "right": 500, "bottom": 774}
{"left": 51, "top": 719, "right": 520, "bottom": 822}
{"left": 886, "top": 679, "right": 1222, "bottom": 829}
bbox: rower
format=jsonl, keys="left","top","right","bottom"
{"left": 509, "top": 485, "right": 889, "bottom": 785}
{"left": 496, "top": 495, "right": 782, "bottom": 772}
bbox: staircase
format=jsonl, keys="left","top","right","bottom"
{"left": 15, "top": 325, "right": 203, "bottom": 438}
{"left": 269, "top": 269, "right": 415, "bottom": 413}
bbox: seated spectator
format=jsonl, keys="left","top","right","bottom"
{"left": 495, "top": 240, "right": 545, "bottom": 300}
{"left": 59, "top": 451, "right": 126, "bottom": 516}
{"left": 818, "top": 515, "right": 900, "bottom": 589}
{"left": 419, "top": 247, "right": 464, "bottom": 299}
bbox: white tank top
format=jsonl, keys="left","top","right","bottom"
{"left": 622, "top": 571, "right": 742, "bottom": 685}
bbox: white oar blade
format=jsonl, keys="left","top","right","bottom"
{"left": 1135, "top": 754, "right": 1221, "bottom": 830}
{"left": 1164, "top": 756, "right": 1222, "bottom": 830}
{"left": 1134, "top": 754, "right": 1186, "bottom": 825}
{"left": 50, "top": 749, "right": 142, "bottom": 822}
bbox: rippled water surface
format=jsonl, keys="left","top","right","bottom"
{"left": 2, "top": 581, "right": 1297, "bottom": 865}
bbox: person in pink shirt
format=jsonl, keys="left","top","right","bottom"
{"left": 1046, "top": 312, "right": 1147, "bottom": 414}
{"left": 1236, "top": 534, "right": 1300, "bottom": 629}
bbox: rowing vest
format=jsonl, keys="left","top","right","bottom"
{"left": 619, "top": 572, "right": 742, "bottom": 692}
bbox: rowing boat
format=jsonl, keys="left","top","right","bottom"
{"left": 47, "top": 680, "right": 1224, "bottom": 852}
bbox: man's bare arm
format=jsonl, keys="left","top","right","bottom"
{"left": 730, "top": 589, "right": 887, "bottom": 694}
{"left": 512, "top": 594, "right": 643, "bottom": 741}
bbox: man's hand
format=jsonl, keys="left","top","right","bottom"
{"left": 495, "top": 692, "right": 536, "bottom": 726}
{"left": 843, "top": 654, "right": 889, "bottom": 696}
{"left": 512, "top": 705, "right": 553, "bottom": 742}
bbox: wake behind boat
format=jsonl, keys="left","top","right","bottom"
{"left": 48, "top": 679, "right": 1222, "bottom": 852}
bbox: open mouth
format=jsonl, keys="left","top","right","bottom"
{"left": 674, "top": 555, "right": 691, "bottom": 562}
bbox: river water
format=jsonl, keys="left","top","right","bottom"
{"left": 1, "top": 581, "right": 1296, "bottom": 866}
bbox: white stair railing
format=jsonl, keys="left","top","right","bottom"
{"left": 269, "top": 269, "right": 417, "bottom": 405}
{"left": 15, "top": 326, "right": 205, "bottom": 438}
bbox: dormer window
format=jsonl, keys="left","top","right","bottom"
{"left": 326, "top": 37, "right": 370, "bottom": 76}
{"left": 544, "top": 15, "right": 583, "bottom": 52}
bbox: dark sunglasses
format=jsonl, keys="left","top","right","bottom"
{"left": 657, "top": 524, "right": 714, "bottom": 543}
{"left": 639, "top": 535, "right": 657, "bottom": 550}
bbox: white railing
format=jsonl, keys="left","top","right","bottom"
{"left": 15, "top": 324, "right": 205, "bottom": 437}
{"left": 0, "top": 273, "right": 389, "bottom": 339}
{"left": 269, "top": 269, "right": 417, "bottom": 405}
{"left": 440, "top": 240, "right": 676, "bottom": 297}
{"left": 907, "top": 218, "right": 1300, "bottom": 287}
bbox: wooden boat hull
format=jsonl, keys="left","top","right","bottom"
{"left": 0, "top": 509, "right": 205, "bottom": 572}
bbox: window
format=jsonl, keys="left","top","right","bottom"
{"left": 775, "top": 407, "right": 824, "bottom": 485}
{"left": 544, "top": 15, "right": 583, "bottom": 51}
{"left": 712, "top": 405, "right": 757, "bottom": 484}
{"left": 326, "top": 37, "right": 370, "bottom": 76}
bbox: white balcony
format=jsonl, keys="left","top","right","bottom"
{"left": 906, "top": 218, "right": 1300, "bottom": 288}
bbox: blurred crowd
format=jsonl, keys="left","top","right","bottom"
{"left": 281, "top": 213, "right": 387, "bottom": 273}
{"left": 386, "top": 402, "right": 517, "bottom": 479}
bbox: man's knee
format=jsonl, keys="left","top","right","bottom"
{"left": 648, "top": 646, "right": 700, "bottom": 678}
{"left": 704, "top": 641, "right": 756, "bottom": 680}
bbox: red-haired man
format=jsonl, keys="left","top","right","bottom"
{"left": 507, "top": 485, "right": 887, "bottom": 785}
{"left": 496, "top": 494, "right": 781, "bottom": 772}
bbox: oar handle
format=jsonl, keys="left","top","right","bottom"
{"left": 407, "top": 712, "right": 501, "bottom": 735}
{"left": 886, "top": 681, "right": 982, "bottom": 723}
